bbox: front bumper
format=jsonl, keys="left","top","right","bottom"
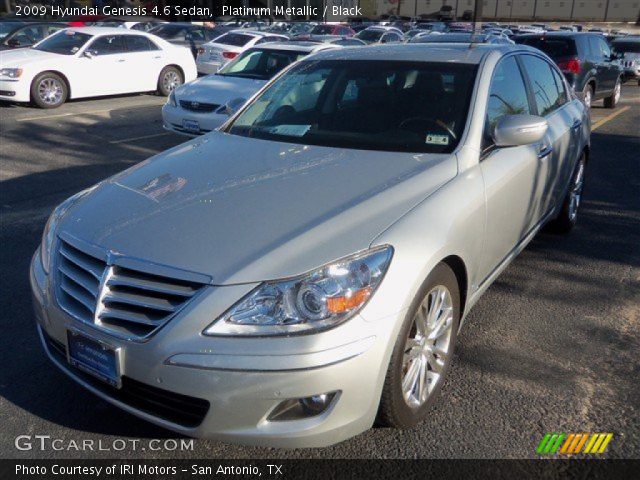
{"left": 161, "top": 102, "right": 228, "bottom": 137}
{"left": 0, "top": 78, "right": 30, "bottom": 102}
{"left": 30, "top": 251, "right": 399, "bottom": 447}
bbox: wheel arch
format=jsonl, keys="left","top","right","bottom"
{"left": 441, "top": 255, "right": 468, "bottom": 319}
{"left": 164, "top": 63, "right": 185, "bottom": 81}
{"left": 32, "top": 70, "right": 72, "bottom": 99}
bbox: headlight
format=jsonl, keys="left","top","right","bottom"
{"left": 167, "top": 90, "right": 177, "bottom": 107}
{"left": 0, "top": 68, "right": 23, "bottom": 78}
{"left": 204, "top": 246, "right": 393, "bottom": 336}
{"left": 39, "top": 186, "right": 97, "bottom": 274}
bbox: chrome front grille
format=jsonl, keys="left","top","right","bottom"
{"left": 179, "top": 100, "right": 220, "bottom": 112}
{"left": 56, "top": 238, "right": 205, "bottom": 340}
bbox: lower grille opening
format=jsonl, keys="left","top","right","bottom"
{"left": 43, "top": 332, "right": 210, "bottom": 428}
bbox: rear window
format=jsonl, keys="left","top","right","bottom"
{"left": 516, "top": 36, "right": 577, "bottom": 58}
{"left": 214, "top": 32, "right": 253, "bottom": 47}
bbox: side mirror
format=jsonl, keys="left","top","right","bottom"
{"left": 493, "top": 114, "right": 548, "bottom": 147}
{"left": 216, "top": 97, "right": 247, "bottom": 116}
{"left": 83, "top": 50, "right": 94, "bottom": 59}
{"left": 7, "top": 38, "right": 21, "bottom": 47}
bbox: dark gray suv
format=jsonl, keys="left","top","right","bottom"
{"left": 515, "top": 32, "right": 623, "bottom": 108}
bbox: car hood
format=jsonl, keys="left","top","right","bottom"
{"left": 0, "top": 48, "right": 59, "bottom": 67}
{"left": 175, "top": 74, "right": 265, "bottom": 105}
{"left": 59, "top": 132, "right": 457, "bottom": 285}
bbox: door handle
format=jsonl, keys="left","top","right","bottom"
{"left": 117, "top": 59, "right": 125, "bottom": 62}
{"left": 537, "top": 145, "right": 553, "bottom": 159}
{"left": 571, "top": 119, "right": 582, "bottom": 130}
{"left": 153, "top": 56, "right": 162, "bottom": 59}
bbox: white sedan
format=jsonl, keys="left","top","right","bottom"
{"left": 195, "top": 29, "right": 289, "bottom": 75}
{"left": 163, "top": 42, "right": 337, "bottom": 136}
{"left": 0, "top": 27, "right": 197, "bottom": 108}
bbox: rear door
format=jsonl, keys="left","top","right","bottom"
{"left": 594, "top": 36, "right": 619, "bottom": 93}
{"left": 519, "top": 54, "right": 574, "bottom": 215}
{"left": 588, "top": 35, "right": 615, "bottom": 95}
{"left": 478, "top": 55, "right": 545, "bottom": 278}
{"left": 123, "top": 35, "right": 164, "bottom": 91}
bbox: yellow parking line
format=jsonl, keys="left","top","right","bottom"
{"left": 591, "top": 106, "right": 630, "bottom": 131}
{"left": 109, "top": 132, "right": 170, "bottom": 144}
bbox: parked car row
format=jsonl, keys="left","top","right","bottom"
{"left": 1, "top": 21, "right": 637, "bottom": 111}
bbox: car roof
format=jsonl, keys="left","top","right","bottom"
{"left": 310, "top": 43, "right": 529, "bottom": 64}
{"left": 516, "top": 31, "right": 600, "bottom": 38}
{"left": 66, "top": 26, "right": 155, "bottom": 36}
{"left": 228, "top": 29, "right": 284, "bottom": 37}
{"left": 254, "top": 41, "right": 334, "bottom": 53}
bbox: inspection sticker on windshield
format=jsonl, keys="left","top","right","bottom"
{"left": 426, "top": 134, "right": 449, "bottom": 146}
{"left": 270, "top": 124, "right": 311, "bottom": 137}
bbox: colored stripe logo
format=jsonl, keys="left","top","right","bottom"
{"left": 537, "top": 433, "right": 613, "bottom": 455}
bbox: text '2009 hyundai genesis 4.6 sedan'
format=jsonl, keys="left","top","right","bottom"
{"left": 30, "top": 43, "right": 590, "bottom": 447}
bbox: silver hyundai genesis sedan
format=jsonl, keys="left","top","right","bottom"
{"left": 30, "top": 43, "right": 590, "bottom": 447}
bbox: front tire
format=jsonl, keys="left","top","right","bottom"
{"left": 548, "top": 154, "right": 586, "bottom": 234}
{"left": 157, "top": 66, "right": 183, "bottom": 97}
{"left": 378, "top": 263, "right": 460, "bottom": 428}
{"left": 603, "top": 78, "right": 621, "bottom": 108}
{"left": 30, "top": 72, "right": 67, "bottom": 109}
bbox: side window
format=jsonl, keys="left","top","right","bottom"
{"left": 87, "top": 35, "right": 126, "bottom": 55}
{"left": 125, "top": 35, "right": 157, "bottom": 52}
{"left": 598, "top": 38, "right": 612, "bottom": 58}
{"left": 204, "top": 28, "right": 218, "bottom": 41}
{"left": 550, "top": 66, "right": 568, "bottom": 106}
{"left": 486, "top": 56, "right": 531, "bottom": 135}
{"left": 131, "top": 23, "right": 146, "bottom": 31}
{"left": 520, "top": 55, "right": 562, "bottom": 116}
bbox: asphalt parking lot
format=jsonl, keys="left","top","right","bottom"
{"left": 0, "top": 85, "right": 638, "bottom": 459}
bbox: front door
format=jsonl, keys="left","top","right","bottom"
{"left": 81, "top": 35, "right": 129, "bottom": 96}
{"left": 478, "top": 55, "right": 548, "bottom": 279}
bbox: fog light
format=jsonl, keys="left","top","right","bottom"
{"left": 268, "top": 392, "right": 338, "bottom": 422}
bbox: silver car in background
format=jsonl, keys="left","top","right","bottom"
{"left": 195, "top": 29, "right": 289, "bottom": 74}
{"left": 31, "top": 43, "right": 590, "bottom": 447}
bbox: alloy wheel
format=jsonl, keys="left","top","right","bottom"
{"left": 569, "top": 161, "right": 585, "bottom": 221}
{"left": 163, "top": 71, "right": 181, "bottom": 93}
{"left": 38, "top": 78, "right": 63, "bottom": 106}
{"left": 402, "top": 285, "right": 454, "bottom": 408}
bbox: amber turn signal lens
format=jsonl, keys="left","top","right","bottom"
{"left": 326, "top": 287, "right": 372, "bottom": 314}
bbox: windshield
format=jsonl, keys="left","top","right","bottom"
{"left": 0, "top": 21, "right": 24, "bottom": 38}
{"left": 218, "top": 48, "right": 306, "bottom": 80}
{"left": 355, "top": 29, "right": 384, "bottom": 42}
{"left": 227, "top": 60, "right": 477, "bottom": 154}
{"left": 612, "top": 41, "right": 640, "bottom": 54}
{"left": 310, "top": 25, "right": 335, "bottom": 35}
{"left": 34, "top": 30, "right": 92, "bottom": 55}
